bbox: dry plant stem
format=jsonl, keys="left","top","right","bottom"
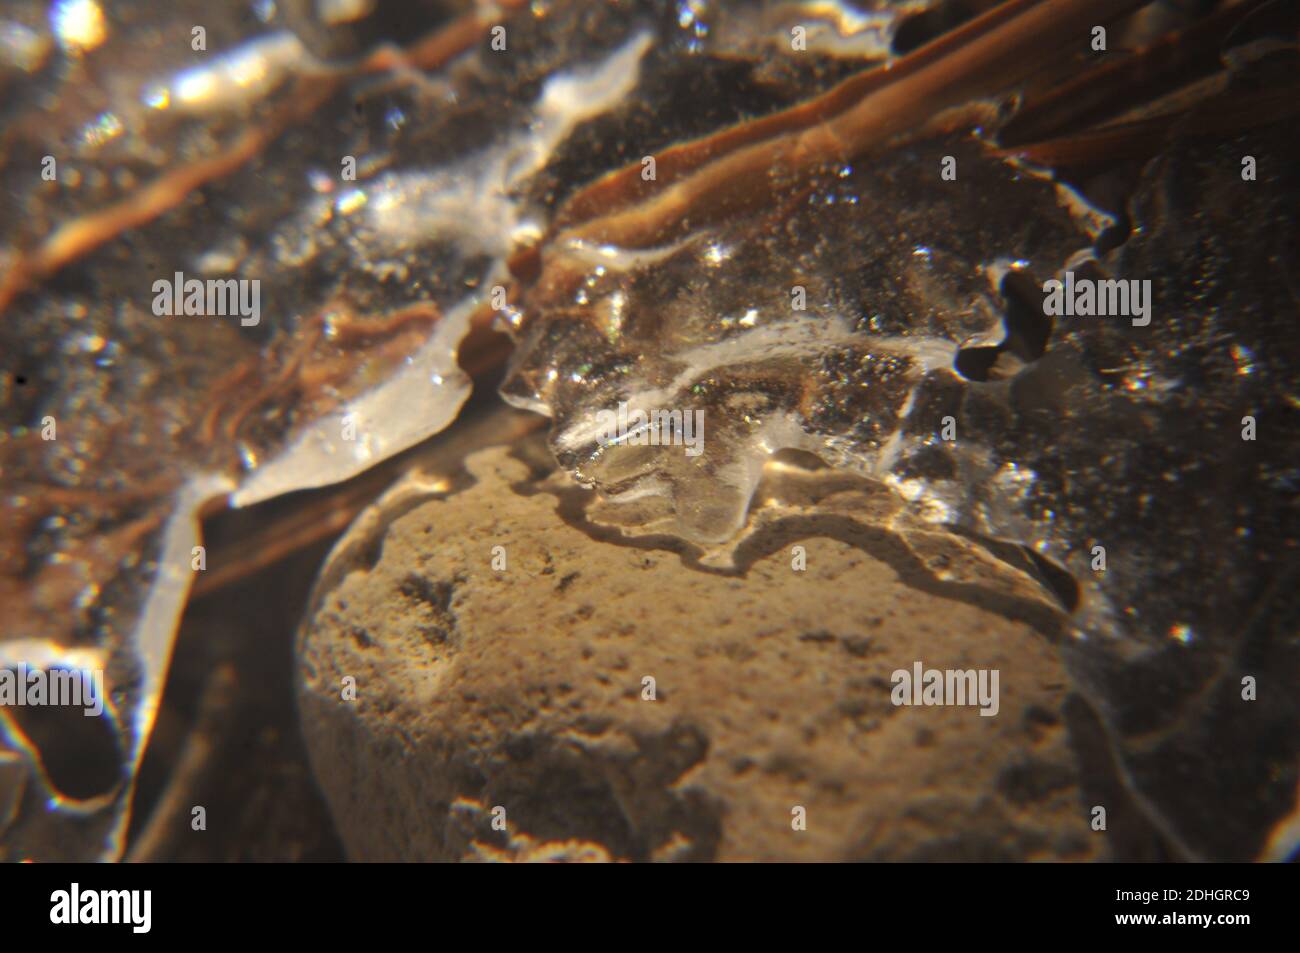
{"left": 7, "top": 299, "right": 447, "bottom": 604}
{"left": 198, "top": 303, "right": 441, "bottom": 446}
{"left": 0, "top": 80, "right": 336, "bottom": 317}
{"left": 124, "top": 664, "right": 238, "bottom": 863}
{"left": 4, "top": 477, "right": 180, "bottom": 511}
{"left": 522, "top": 0, "right": 1151, "bottom": 312}
{"left": 549, "top": 0, "right": 1151, "bottom": 256}
{"left": 217, "top": 320, "right": 326, "bottom": 444}
{"left": 0, "top": 1, "right": 528, "bottom": 318}
{"left": 1000, "top": 83, "right": 1300, "bottom": 165}
{"left": 999, "top": 0, "right": 1264, "bottom": 147}
{"left": 551, "top": 0, "right": 1047, "bottom": 229}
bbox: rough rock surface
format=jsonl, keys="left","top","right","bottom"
{"left": 297, "top": 440, "right": 1107, "bottom": 861}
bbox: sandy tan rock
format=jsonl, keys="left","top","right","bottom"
{"left": 296, "top": 440, "right": 1100, "bottom": 861}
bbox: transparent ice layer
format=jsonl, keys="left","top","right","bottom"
{"left": 1, "top": 0, "right": 1295, "bottom": 862}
